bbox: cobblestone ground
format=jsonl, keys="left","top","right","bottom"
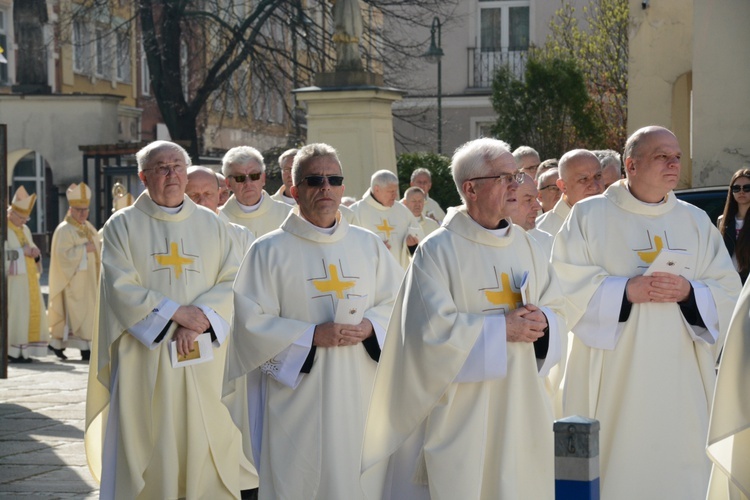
{"left": 0, "top": 355, "right": 99, "bottom": 498}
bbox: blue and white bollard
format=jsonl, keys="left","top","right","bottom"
{"left": 554, "top": 415, "right": 600, "bottom": 500}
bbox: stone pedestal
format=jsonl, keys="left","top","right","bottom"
{"left": 294, "top": 81, "right": 403, "bottom": 199}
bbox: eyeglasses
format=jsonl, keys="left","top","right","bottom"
{"left": 522, "top": 164, "right": 540, "bottom": 173}
{"left": 732, "top": 184, "right": 750, "bottom": 193}
{"left": 230, "top": 173, "right": 262, "bottom": 183}
{"left": 144, "top": 163, "right": 187, "bottom": 176}
{"left": 468, "top": 172, "right": 525, "bottom": 185}
{"left": 302, "top": 175, "right": 344, "bottom": 187}
{"left": 539, "top": 184, "right": 560, "bottom": 192}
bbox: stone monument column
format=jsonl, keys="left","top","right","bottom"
{"left": 294, "top": 0, "right": 403, "bottom": 198}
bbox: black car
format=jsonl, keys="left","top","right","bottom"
{"left": 674, "top": 186, "right": 728, "bottom": 226}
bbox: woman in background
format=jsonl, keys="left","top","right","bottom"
{"left": 718, "top": 169, "right": 750, "bottom": 283}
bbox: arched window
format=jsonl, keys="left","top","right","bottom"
{"left": 11, "top": 151, "right": 46, "bottom": 233}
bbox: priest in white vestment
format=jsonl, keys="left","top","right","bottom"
{"left": 48, "top": 182, "right": 101, "bottom": 361}
{"left": 362, "top": 138, "right": 566, "bottom": 500}
{"left": 401, "top": 187, "right": 440, "bottom": 237}
{"left": 536, "top": 149, "right": 603, "bottom": 237}
{"left": 224, "top": 143, "right": 403, "bottom": 500}
{"left": 707, "top": 278, "right": 750, "bottom": 500}
{"left": 351, "top": 169, "right": 423, "bottom": 269}
{"left": 219, "top": 145, "right": 291, "bottom": 237}
{"left": 5, "top": 187, "right": 48, "bottom": 363}
{"left": 85, "top": 141, "right": 249, "bottom": 499}
{"left": 410, "top": 168, "right": 446, "bottom": 223}
{"left": 271, "top": 148, "right": 299, "bottom": 206}
{"left": 552, "top": 126, "right": 741, "bottom": 500}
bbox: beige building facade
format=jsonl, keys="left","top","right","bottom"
{"left": 628, "top": 0, "right": 750, "bottom": 187}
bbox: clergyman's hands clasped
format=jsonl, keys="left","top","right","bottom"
{"left": 313, "top": 319, "right": 374, "bottom": 348}
{"left": 626, "top": 273, "right": 690, "bottom": 304}
{"left": 505, "top": 304, "right": 547, "bottom": 343}
{"left": 172, "top": 305, "right": 210, "bottom": 333}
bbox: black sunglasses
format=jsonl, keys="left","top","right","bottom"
{"left": 303, "top": 175, "right": 344, "bottom": 187}
{"left": 230, "top": 173, "right": 262, "bottom": 183}
{"left": 732, "top": 185, "right": 750, "bottom": 193}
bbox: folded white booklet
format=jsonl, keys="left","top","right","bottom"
{"left": 169, "top": 332, "right": 214, "bottom": 368}
{"left": 519, "top": 271, "right": 530, "bottom": 306}
{"left": 334, "top": 295, "right": 367, "bottom": 325}
{"left": 643, "top": 249, "right": 691, "bottom": 276}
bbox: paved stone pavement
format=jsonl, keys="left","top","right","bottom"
{"left": 0, "top": 355, "right": 99, "bottom": 498}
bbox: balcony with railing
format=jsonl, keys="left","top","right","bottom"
{"left": 467, "top": 47, "right": 528, "bottom": 90}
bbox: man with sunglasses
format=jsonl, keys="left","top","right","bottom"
{"left": 552, "top": 126, "right": 741, "bottom": 499}
{"left": 350, "top": 169, "right": 423, "bottom": 270}
{"left": 48, "top": 182, "right": 101, "bottom": 362}
{"left": 226, "top": 143, "right": 402, "bottom": 499}
{"left": 219, "top": 145, "right": 291, "bottom": 238}
{"left": 87, "top": 140, "right": 250, "bottom": 499}
{"left": 536, "top": 149, "right": 603, "bottom": 237}
{"left": 362, "top": 138, "right": 566, "bottom": 499}
{"left": 536, "top": 167, "right": 561, "bottom": 213}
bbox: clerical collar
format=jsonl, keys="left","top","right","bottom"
{"left": 299, "top": 212, "right": 338, "bottom": 235}
{"left": 282, "top": 193, "right": 297, "bottom": 205}
{"left": 157, "top": 203, "right": 183, "bottom": 214}
{"left": 467, "top": 214, "right": 510, "bottom": 237}
{"left": 624, "top": 182, "right": 667, "bottom": 206}
{"left": 237, "top": 193, "right": 264, "bottom": 213}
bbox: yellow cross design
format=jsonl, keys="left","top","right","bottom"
{"left": 313, "top": 264, "right": 356, "bottom": 299}
{"left": 484, "top": 272, "right": 522, "bottom": 310}
{"left": 155, "top": 241, "right": 195, "bottom": 280}
{"left": 637, "top": 235, "right": 663, "bottom": 264}
{"left": 376, "top": 218, "right": 395, "bottom": 240}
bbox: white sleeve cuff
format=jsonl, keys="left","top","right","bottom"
{"left": 370, "top": 317, "right": 387, "bottom": 349}
{"left": 128, "top": 298, "right": 180, "bottom": 349}
{"left": 686, "top": 281, "right": 719, "bottom": 344}
{"left": 573, "top": 276, "right": 628, "bottom": 350}
{"left": 537, "top": 306, "right": 562, "bottom": 377}
{"left": 197, "top": 305, "right": 230, "bottom": 346}
{"left": 260, "top": 326, "right": 315, "bottom": 389}
{"left": 454, "top": 315, "right": 507, "bottom": 383}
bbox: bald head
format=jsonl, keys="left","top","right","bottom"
{"left": 623, "top": 126, "right": 682, "bottom": 203}
{"left": 187, "top": 166, "right": 221, "bottom": 213}
{"left": 557, "top": 149, "right": 603, "bottom": 206}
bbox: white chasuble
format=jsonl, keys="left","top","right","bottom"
{"left": 351, "top": 193, "right": 423, "bottom": 270}
{"left": 707, "top": 279, "right": 750, "bottom": 500}
{"left": 535, "top": 198, "right": 571, "bottom": 238}
{"left": 362, "top": 207, "right": 566, "bottom": 500}
{"left": 5, "top": 222, "right": 48, "bottom": 354}
{"left": 552, "top": 180, "right": 741, "bottom": 500}
{"left": 85, "top": 193, "right": 249, "bottom": 499}
{"left": 423, "top": 196, "right": 446, "bottom": 223}
{"left": 48, "top": 217, "right": 102, "bottom": 347}
{"left": 225, "top": 212, "right": 403, "bottom": 500}
{"left": 220, "top": 191, "right": 292, "bottom": 237}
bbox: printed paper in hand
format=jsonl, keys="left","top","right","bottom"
{"left": 644, "top": 250, "right": 691, "bottom": 276}
{"left": 334, "top": 295, "right": 367, "bottom": 325}
{"left": 170, "top": 333, "right": 214, "bottom": 368}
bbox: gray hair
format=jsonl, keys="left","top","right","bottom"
{"left": 451, "top": 138, "right": 511, "bottom": 202}
{"left": 558, "top": 149, "right": 598, "bottom": 181}
{"left": 403, "top": 186, "right": 425, "bottom": 198}
{"left": 136, "top": 140, "right": 191, "bottom": 172}
{"left": 592, "top": 149, "right": 622, "bottom": 171}
{"left": 292, "top": 143, "right": 342, "bottom": 185}
{"left": 410, "top": 168, "right": 432, "bottom": 182}
{"left": 278, "top": 148, "right": 299, "bottom": 169}
{"left": 512, "top": 145, "right": 540, "bottom": 163}
{"left": 536, "top": 168, "right": 559, "bottom": 189}
{"left": 371, "top": 169, "right": 399, "bottom": 189}
{"left": 221, "top": 146, "right": 265, "bottom": 176}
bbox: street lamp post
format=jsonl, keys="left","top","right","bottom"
{"left": 422, "top": 16, "right": 444, "bottom": 155}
